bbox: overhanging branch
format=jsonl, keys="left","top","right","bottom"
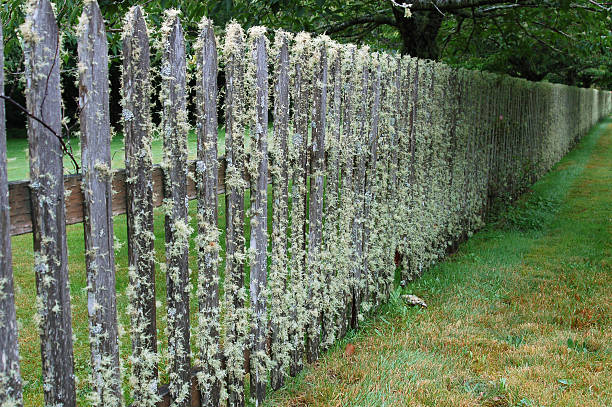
{"left": 319, "top": 14, "right": 397, "bottom": 35}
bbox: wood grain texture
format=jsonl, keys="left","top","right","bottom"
{"left": 77, "top": 2, "right": 122, "bottom": 404}
{"left": 122, "top": 6, "right": 158, "bottom": 405}
{"left": 23, "top": 1, "right": 76, "bottom": 405}
{"left": 0, "top": 22, "right": 23, "bottom": 407}
{"left": 161, "top": 15, "right": 191, "bottom": 407}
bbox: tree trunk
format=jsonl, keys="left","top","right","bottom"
{"left": 392, "top": 9, "right": 444, "bottom": 59}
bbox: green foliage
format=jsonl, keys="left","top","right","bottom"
{"left": 438, "top": 1, "right": 612, "bottom": 88}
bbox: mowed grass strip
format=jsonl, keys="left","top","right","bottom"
{"left": 264, "top": 118, "right": 612, "bottom": 407}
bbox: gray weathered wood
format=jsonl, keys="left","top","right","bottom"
{"left": 269, "top": 31, "right": 290, "bottom": 391}
{"left": 122, "top": 6, "right": 158, "bottom": 405}
{"left": 23, "top": 1, "right": 76, "bottom": 405}
{"left": 248, "top": 29, "right": 269, "bottom": 406}
{"left": 306, "top": 39, "right": 327, "bottom": 364}
{"left": 77, "top": 2, "right": 122, "bottom": 405}
{"left": 288, "top": 34, "right": 311, "bottom": 377}
{"left": 223, "top": 23, "right": 247, "bottom": 407}
{"left": 0, "top": 23, "right": 23, "bottom": 407}
{"left": 194, "top": 17, "right": 222, "bottom": 407}
{"left": 161, "top": 14, "right": 191, "bottom": 407}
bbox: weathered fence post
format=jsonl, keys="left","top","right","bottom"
{"left": 288, "top": 32, "right": 312, "bottom": 377}
{"left": 195, "top": 17, "right": 223, "bottom": 407}
{"left": 269, "top": 30, "right": 290, "bottom": 391}
{"left": 161, "top": 11, "right": 191, "bottom": 407}
{"left": 306, "top": 37, "right": 328, "bottom": 364}
{"left": 339, "top": 44, "right": 357, "bottom": 336}
{"left": 0, "top": 23, "right": 23, "bottom": 407}
{"left": 321, "top": 41, "right": 342, "bottom": 349}
{"left": 122, "top": 6, "right": 159, "bottom": 406}
{"left": 247, "top": 27, "right": 269, "bottom": 406}
{"left": 223, "top": 22, "right": 248, "bottom": 407}
{"left": 23, "top": 1, "right": 77, "bottom": 405}
{"left": 351, "top": 46, "right": 370, "bottom": 327}
{"left": 77, "top": 1, "right": 122, "bottom": 405}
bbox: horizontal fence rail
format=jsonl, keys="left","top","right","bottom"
{"left": 1, "top": 1, "right": 611, "bottom": 406}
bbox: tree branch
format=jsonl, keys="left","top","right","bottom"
{"left": 0, "top": 94, "right": 80, "bottom": 172}
{"left": 319, "top": 14, "right": 397, "bottom": 35}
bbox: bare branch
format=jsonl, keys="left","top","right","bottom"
{"left": 319, "top": 14, "right": 397, "bottom": 35}
{"left": 0, "top": 94, "right": 80, "bottom": 172}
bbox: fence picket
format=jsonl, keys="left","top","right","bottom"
{"left": 122, "top": 6, "right": 159, "bottom": 406}
{"left": 351, "top": 47, "right": 370, "bottom": 327}
{"left": 288, "top": 33, "right": 311, "bottom": 377}
{"left": 161, "top": 13, "right": 191, "bottom": 407}
{"left": 195, "top": 17, "right": 223, "bottom": 407}
{"left": 223, "top": 23, "right": 247, "bottom": 407}
{"left": 0, "top": 23, "right": 23, "bottom": 407}
{"left": 23, "top": 1, "right": 76, "bottom": 405}
{"left": 339, "top": 45, "right": 357, "bottom": 335}
{"left": 269, "top": 31, "right": 290, "bottom": 391}
{"left": 77, "top": 2, "right": 122, "bottom": 405}
{"left": 247, "top": 28, "right": 269, "bottom": 405}
{"left": 306, "top": 38, "right": 327, "bottom": 364}
{"left": 321, "top": 42, "right": 342, "bottom": 349}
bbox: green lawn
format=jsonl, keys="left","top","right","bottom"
{"left": 264, "top": 118, "right": 612, "bottom": 407}
{"left": 5, "top": 127, "right": 227, "bottom": 181}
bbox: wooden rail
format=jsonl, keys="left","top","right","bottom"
{"left": 8, "top": 159, "right": 227, "bottom": 236}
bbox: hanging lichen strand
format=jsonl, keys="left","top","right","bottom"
{"left": 287, "top": 32, "right": 312, "bottom": 377}
{"left": 160, "top": 10, "right": 192, "bottom": 407}
{"left": 223, "top": 22, "right": 249, "bottom": 407}
{"left": 246, "top": 26, "right": 270, "bottom": 406}
{"left": 22, "top": 1, "right": 77, "bottom": 405}
{"left": 193, "top": 16, "right": 224, "bottom": 407}
{"left": 77, "top": 1, "right": 122, "bottom": 405}
{"left": 268, "top": 29, "right": 291, "bottom": 391}
{"left": 121, "top": 6, "right": 159, "bottom": 407}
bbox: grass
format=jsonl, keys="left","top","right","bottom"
{"left": 5, "top": 127, "right": 227, "bottom": 181}
{"left": 263, "top": 118, "right": 612, "bottom": 407}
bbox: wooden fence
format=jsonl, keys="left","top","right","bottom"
{"left": 1, "top": 1, "right": 611, "bottom": 407}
